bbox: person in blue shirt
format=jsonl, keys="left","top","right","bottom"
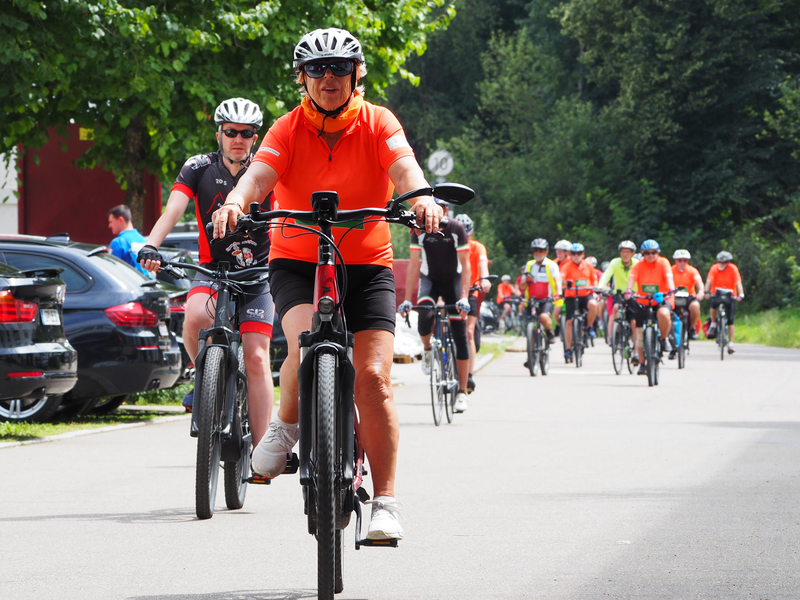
{"left": 107, "top": 205, "right": 150, "bottom": 276}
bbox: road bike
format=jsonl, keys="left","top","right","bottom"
{"left": 405, "top": 301, "right": 458, "bottom": 426}
{"left": 712, "top": 288, "right": 733, "bottom": 360}
{"left": 671, "top": 289, "right": 692, "bottom": 369}
{"left": 633, "top": 292, "right": 668, "bottom": 387}
{"left": 610, "top": 292, "right": 635, "bottom": 375}
{"left": 159, "top": 259, "right": 269, "bottom": 520}
{"left": 238, "top": 182, "right": 474, "bottom": 599}
{"left": 524, "top": 297, "right": 552, "bottom": 376}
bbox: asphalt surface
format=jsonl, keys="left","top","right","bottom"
{"left": 2, "top": 339, "right": 800, "bottom": 599}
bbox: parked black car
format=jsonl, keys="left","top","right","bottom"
{"left": 161, "top": 231, "right": 200, "bottom": 263}
{"left": 0, "top": 262, "right": 78, "bottom": 421}
{"left": 0, "top": 236, "right": 181, "bottom": 416}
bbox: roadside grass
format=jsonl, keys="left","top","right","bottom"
{"left": 2, "top": 384, "right": 281, "bottom": 444}
{"left": 734, "top": 308, "right": 800, "bottom": 349}
{"left": 478, "top": 336, "right": 516, "bottom": 358}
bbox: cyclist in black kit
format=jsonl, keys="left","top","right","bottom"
{"left": 138, "top": 98, "right": 275, "bottom": 447}
{"left": 399, "top": 200, "right": 472, "bottom": 413}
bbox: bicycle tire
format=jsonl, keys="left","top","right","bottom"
{"left": 430, "top": 345, "right": 445, "bottom": 426}
{"left": 315, "top": 352, "right": 337, "bottom": 600}
{"left": 540, "top": 333, "right": 550, "bottom": 375}
{"left": 444, "top": 336, "right": 457, "bottom": 424}
{"left": 526, "top": 321, "right": 538, "bottom": 377}
{"left": 611, "top": 322, "right": 624, "bottom": 375}
{"left": 573, "top": 318, "right": 583, "bottom": 368}
{"left": 644, "top": 327, "right": 656, "bottom": 387}
{"left": 334, "top": 529, "right": 343, "bottom": 594}
{"left": 196, "top": 345, "right": 225, "bottom": 520}
{"left": 677, "top": 316, "right": 687, "bottom": 369}
{"left": 719, "top": 314, "right": 727, "bottom": 361}
{"left": 224, "top": 346, "right": 249, "bottom": 510}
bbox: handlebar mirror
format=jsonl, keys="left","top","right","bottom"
{"left": 431, "top": 183, "right": 475, "bottom": 206}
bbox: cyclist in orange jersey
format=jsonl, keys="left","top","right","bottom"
{"left": 560, "top": 243, "right": 598, "bottom": 362}
{"left": 704, "top": 251, "right": 744, "bottom": 354}
{"left": 670, "top": 249, "right": 704, "bottom": 352}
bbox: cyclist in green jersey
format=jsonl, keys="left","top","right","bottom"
{"left": 599, "top": 240, "right": 639, "bottom": 361}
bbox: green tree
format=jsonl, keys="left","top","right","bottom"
{"left": 2, "top": 0, "right": 454, "bottom": 228}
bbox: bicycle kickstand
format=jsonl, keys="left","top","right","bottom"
{"left": 354, "top": 487, "right": 398, "bottom": 550}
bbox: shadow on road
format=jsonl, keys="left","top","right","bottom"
{"left": 127, "top": 591, "right": 322, "bottom": 600}
{"left": 0, "top": 506, "right": 245, "bottom": 524}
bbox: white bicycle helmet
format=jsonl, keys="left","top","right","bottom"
{"left": 717, "top": 251, "right": 733, "bottom": 262}
{"left": 673, "top": 249, "right": 691, "bottom": 260}
{"left": 618, "top": 240, "right": 637, "bottom": 251}
{"left": 214, "top": 98, "right": 263, "bottom": 129}
{"left": 554, "top": 239, "right": 572, "bottom": 251}
{"left": 454, "top": 213, "right": 474, "bottom": 236}
{"left": 293, "top": 28, "right": 365, "bottom": 72}
{"left": 586, "top": 256, "right": 598, "bottom": 267}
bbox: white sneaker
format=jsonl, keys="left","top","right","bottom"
{"left": 366, "top": 497, "right": 404, "bottom": 540}
{"left": 727, "top": 342, "right": 735, "bottom": 354}
{"left": 454, "top": 392, "right": 468, "bottom": 413}
{"left": 251, "top": 419, "right": 299, "bottom": 477}
{"left": 421, "top": 350, "right": 431, "bottom": 375}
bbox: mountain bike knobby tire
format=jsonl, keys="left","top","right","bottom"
{"left": 718, "top": 315, "right": 727, "bottom": 361}
{"left": 611, "top": 322, "right": 624, "bottom": 375}
{"left": 196, "top": 345, "right": 225, "bottom": 519}
{"left": 573, "top": 318, "right": 583, "bottom": 368}
{"left": 526, "top": 321, "right": 539, "bottom": 377}
{"left": 430, "top": 345, "right": 445, "bottom": 426}
{"left": 224, "top": 349, "right": 249, "bottom": 510}
{"left": 444, "top": 336, "right": 457, "bottom": 424}
{"left": 644, "top": 327, "right": 657, "bottom": 387}
{"left": 315, "top": 352, "right": 338, "bottom": 600}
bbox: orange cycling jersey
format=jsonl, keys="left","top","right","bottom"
{"left": 671, "top": 264, "right": 701, "bottom": 294}
{"left": 497, "top": 282, "right": 516, "bottom": 304}
{"left": 706, "top": 262, "right": 742, "bottom": 294}
{"left": 252, "top": 99, "right": 415, "bottom": 267}
{"left": 560, "top": 260, "right": 596, "bottom": 297}
{"left": 468, "top": 240, "right": 487, "bottom": 287}
{"left": 630, "top": 257, "right": 672, "bottom": 305}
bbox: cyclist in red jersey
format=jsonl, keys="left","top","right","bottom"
{"left": 624, "top": 239, "right": 675, "bottom": 375}
{"left": 213, "top": 28, "right": 441, "bottom": 540}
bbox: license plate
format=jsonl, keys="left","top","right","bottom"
{"left": 158, "top": 322, "right": 169, "bottom": 337}
{"left": 41, "top": 309, "right": 61, "bottom": 326}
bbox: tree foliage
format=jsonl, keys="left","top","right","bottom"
{"left": 1, "top": 0, "right": 454, "bottom": 227}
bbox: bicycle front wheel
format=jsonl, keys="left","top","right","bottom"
{"left": 718, "top": 315, "right": 727, "bottom": 361}
{"left": 644, "top": 327, "right": 656, "bottom": 387}
{"left": 526, "top": 322, "right": 538, "bottom": 377}
{"left": 573, "top": 318, "right": 583, "bottom": 368}
{"left": 611, "top": 322, "right": 624, "bottom": 375}
{"left": 196, "top": 345, "right": 225, "bottom": 520}
{"left": 224, "top": 346, "right": 249, "bottom": 510}
{"left": 677, "top": 316, "right": 687, "bottom": 369}
{"left": 430, "top": 345, "right": 445, "bottom": 426}
{"left": 540, "top": 332, "right": 550, "bottom": 375}
{"left": 444, "top": 336, "right": 457, "bottom": 424}
{"left": 315, "top": 352, "right": 338, "bottom": 600}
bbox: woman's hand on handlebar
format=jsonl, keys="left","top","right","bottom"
{"left": 211, "top": 201, "right": 244, "bottom": 239}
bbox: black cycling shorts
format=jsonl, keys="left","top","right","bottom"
{"left": 564, "top": 295, "right": 592, "bottom": 320}
{"left": 528, "top": 299, "right": 553, "bottom": 318}
{"left": 631, "top": 300, "right": 670, "bottom": 326}
{"left": 268, "top": 258, "right": 396, "bottom": 334}
{"left": 710, "top": 296, "right": 736, "bottom": 324}
{"left": 416, "top": 274, "right": 469, "bottom": 361}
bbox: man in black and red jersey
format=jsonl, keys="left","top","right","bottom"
{"left": 399, "top": 200, "right": 472, "bottom": 413}
{"left": 138, "top": 98, "right": 275, "bottom": 448}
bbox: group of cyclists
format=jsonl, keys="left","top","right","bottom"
{"left": 495, "top": 237, "right": 745, "bottom": 374}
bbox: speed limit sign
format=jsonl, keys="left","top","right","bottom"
{"left": 427, "top": 150, "right": 454, "bottom": 177}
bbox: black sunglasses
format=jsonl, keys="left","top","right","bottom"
{"left": 303, "top": 61, "right": 355, "bottom": 79}
{"left": 642, "top": 250, "right": 659, "bottom": 256}
{"left": 221, "top": 129, "right": 256, "bottom": 139}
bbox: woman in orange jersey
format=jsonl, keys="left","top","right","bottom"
{"left": 670, "top": 249, "right": 704, "bottom": 349}
{"left": 560, "top": 243, "right": 598, "bottom": 362}
{"left": 624, "top": 239, "right": 675, "bottom": 375}
{"left": 211, "top": 28, "right": 441, "bottom": 540}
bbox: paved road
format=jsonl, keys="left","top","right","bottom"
{"left": 2, "top": 340, "right": 800, "bottom": 599}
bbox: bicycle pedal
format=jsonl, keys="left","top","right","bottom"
{"left": 246, "top": 473, "right": 272, "bottom": 485}
{"left": 357, "top": 538, "right": 399, "bottom": 548}
{"left": 356, "top": 487, "right": 371, "bottom": 503}
{"left": 282, "top": 453, "right": 299, "bottom": 475}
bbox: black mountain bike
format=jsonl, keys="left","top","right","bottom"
{"left": 713, "top": 288, "right": 733, "bottom": 360}
{"left": 633, "top": 292, "right": 668, "bottom": 387}
{"left": 525, "top": 297, "right": 552, "bottom": 376}
{"left": 238, "top": 183, "right": 474, "bottom": 599}
{"left": 610, "top": 292, "right": 635, "bottom": 375}
{"left": 565, "top": 282, "right": 594, "bottom": 368}
{"left": 406, "top": 301, "right": 458, "bottom": 426}
{"left": 671, "top": 289, "right": 691, "bottom": 369}
{"left": 159, "top": 259, "right": 270, "bottom": 520}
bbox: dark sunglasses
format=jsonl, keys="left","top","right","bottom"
{"left": 303, "top": 61, "right": 355, "bottom": 78}
{"left": 569, "top": 251, "right": 584, "bottom": 255}
{"left": 642, "top": 251, "right": 659, "bottom": 256}
{"left": 221, "top": 129, "right": 256, "bottom": 139}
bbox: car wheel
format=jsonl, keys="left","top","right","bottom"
{"left": 0, "top": 395, "right": 64, "bottom": 423}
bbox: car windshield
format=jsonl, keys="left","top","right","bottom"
{"left": 89, "top": 252, "right": 153, "bottom": 288}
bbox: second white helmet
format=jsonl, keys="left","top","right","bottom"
{"left": 214, "top": 98, "right": 263, "bottom": 129}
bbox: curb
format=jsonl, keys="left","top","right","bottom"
{"left": 0, "top": 414, "right": 190, "bottom": 451}
{"left": 474, "top": 352, "right": 494, "bottom": 373}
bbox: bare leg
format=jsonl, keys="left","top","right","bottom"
{"left": 242, "top": 332, "right": 273, "bottom": 446}
{"left": 274, "top": 303, "right": 314, "bottom": 425}
{"left": 183, "top": 292, "right": 214, "bottom": 361}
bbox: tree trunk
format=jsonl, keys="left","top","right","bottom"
{"left": 124, "top": 114, "right": 146, "bottom": 231}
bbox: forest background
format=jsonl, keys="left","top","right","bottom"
{"left": 4, "top": 0, "right": 800, "bottom": 315}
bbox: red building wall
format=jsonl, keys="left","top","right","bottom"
{"left": 18, "top": 124, "right": 161, "bottom": 245}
